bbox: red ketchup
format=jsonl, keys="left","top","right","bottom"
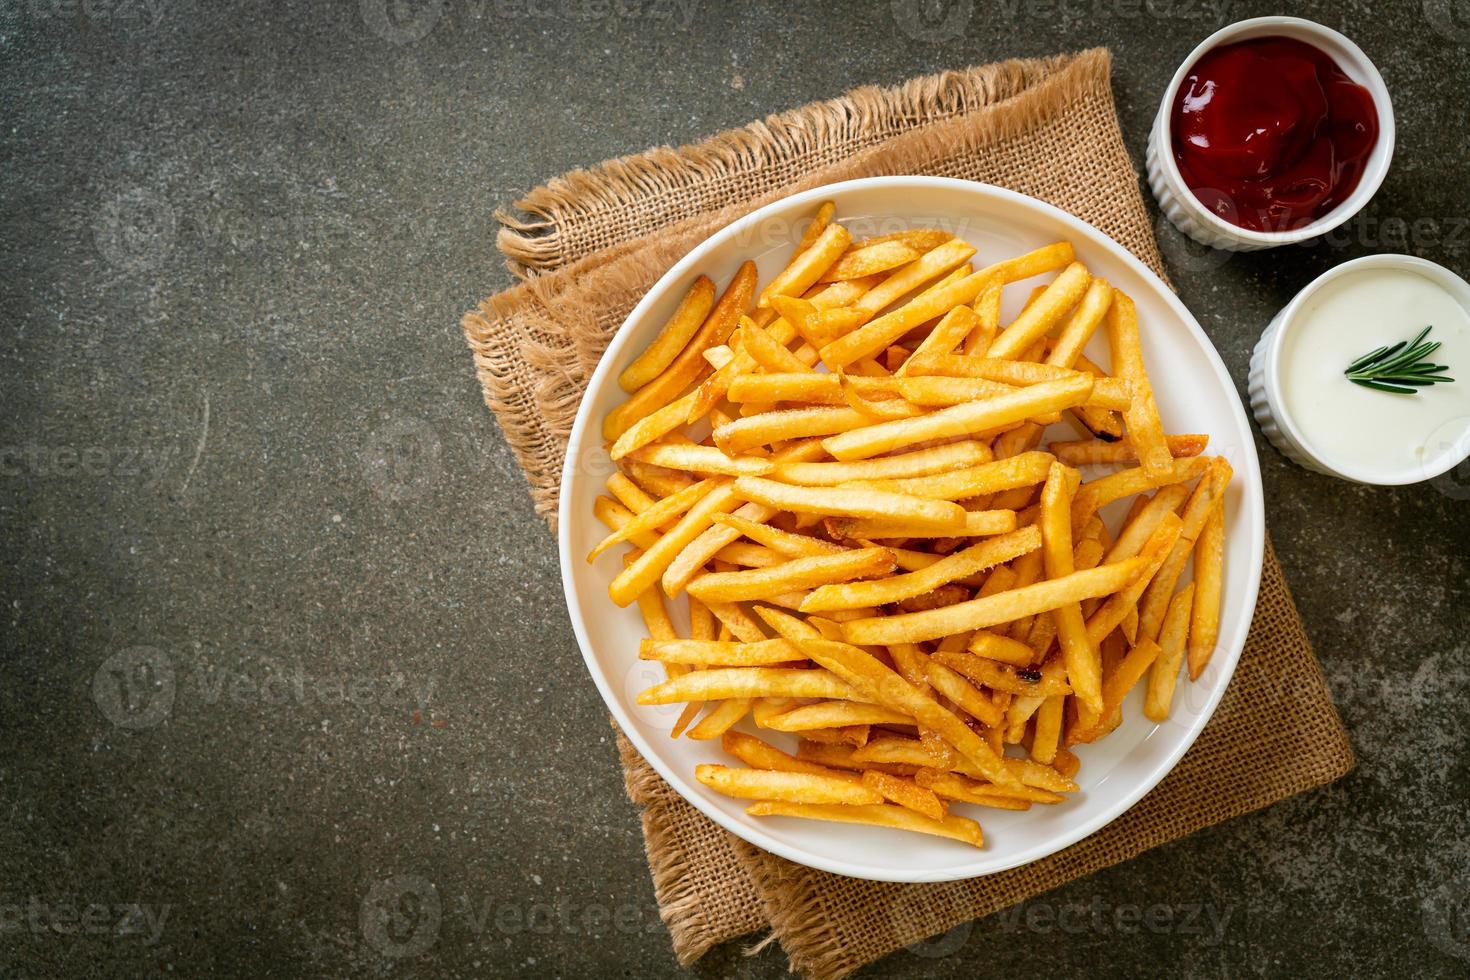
{"left": 1171, "top": 36, "right": 1378, "bottom": 233}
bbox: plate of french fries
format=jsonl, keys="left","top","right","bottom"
{"left": 559, "top": 177, "right": 1264, "bottom": 881}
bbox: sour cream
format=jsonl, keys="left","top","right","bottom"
{"left": 1272, "top": 259, "right": 1470, "bottom": 482}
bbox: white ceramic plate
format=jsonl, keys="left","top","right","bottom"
{"left": 559, "top": 177, "right": 1264, "bottom": 882}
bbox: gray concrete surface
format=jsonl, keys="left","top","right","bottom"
{"left": 2, "top": 1, "right": 1467, "bottom": 976}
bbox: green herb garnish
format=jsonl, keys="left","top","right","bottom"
{"left": 1344, "top": 326, "right": 1455, "bottom": 395}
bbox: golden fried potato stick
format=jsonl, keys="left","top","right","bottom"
{"left": 769, "top": 441, "right": 991, "bottom": 487}
{"left": 687, "top": 547, "right": 896, "bottom": 603}
{"left": 826, "top": 508, "right": 1017, "bottom": 540}
{"left": 852, "top": 228, "right": 953, "bottom": 251}
{"left": 913, "top": 771, "right": 1029, "bottom": 810}
{"left": 1188, "top": 496, "right": 1226, "bottom": 680}
{"left": 745, "top": 801, "right": 984, "bottom": 848}
{"left": 1039, "top": 460, "right": 1104, "bottom": 714}
{"left": 587, "top": 479, "right": 718, "bottom": 562}
{"left": 850, "top": 238, "right": 977, "bottom": 317}
{"left": 1070, "top": 456, "right": 1210, "bottom": 528}
{"left": 1049, "top": 433, "right": 1208, "bottom": 466}
{"left": 637, "top": 667, "right": 864, "bottom": 704}
{"left": 618, "top": 275, "right": 717, "bottom": 392}
{"left": 1137, "top": 458, "right": 1232, "bottom": 640}
{"left": 726, "top": 371, "right": 899, "bottom": 405}
{"left": 841, "top": 556, "right": 1148, "bottom": 645}
{"left": 966, "top": 629, "right": 1035, "bottom": 666}
{"left": 932, "top": 651, "right": 1073, "bottom": 697}
{"left": 686, "top": 698, "right": 752, "bottom": 740}
{"left": 719, "top": 730, "right": 858, "bottom": 781}
{"left": 696, "top": 764, "right": 883, "bottom": 805}
{"left": 1045, "top": 277, "right": 1114, "bottom": 370}
{"left": 737, "top": 316, "right": 811, "bottom": 374}
{"left": 620, "top": 457, "right": 695, "bottom": 498}
{"left": 628, "top": 442, "right": 774, "bottom": 477}
{"left": 861, "top": 770, "right": 947, "bottom": 821}
{"left": 762, "top": 701, "right": 914, "bottom": 732}
{"left": 795, "top": 201, "right": 837, "bottom": 251}
{"left": 604, "top": 261, "right": 755, "bottom": 440}
{"left": 822, "top": 374, "right": 1093, "bottom": 461}
{"left": 757, "top": 223, "right": 852, "bottom": 308}
{"left": 846, "top": 451, "right": 1054, "bottom": 501}
{"left": 1069, "top": 637, "right": 1163, "bottom": 744}
{"left": 1103, "top": 483, "right": 1191, "bottom": 564}
{"left": 733, "top": 476, "right": 968, "bottom": 530}
{"left": 817, "top": 240, "right": 922, "bottom": 282}
{"left": 985, "top": 261, "right": 1092, "bottom": 360}
{"left": 800, "top": 526, "right": 1039, "bottom": 612}
{"left": 592, "top": 496, "right": 661, "bottom": 550}
{"left": 793, "top": 639, "right": 1022, "bottom": 788}
{"left": 659, "top": 440, "right": 828, "bottom": 597}
{"left": 900, "top": 357, "right": 1133, "bottom": 411}
{"left": 896, "top": 305, "right": 980, "bottom": 376}
{"left": 1144, "top": 581, "right": 1195, "bottom": 721}
{"left": 1084, "top": 513, "right": 1184, "bottom": 646}
{"left": 963, "top": 282, "right": 1002, "bottom": 354}
{"left": 712, "top": 407, "right": 875, "bottom": 455}
{"left": 925, "top": 661, "right": 1006, "bottom": 727}
{"left": 1031, "top": 695, "right": 1064, "bottom": 764}
{"left": 1105, "top": 291, "right": 1173, "bottom": 480}
{"left": 639, "top": 638, "right": 808, "bottom": 666}
{"left": 822, "top": 242, "right": 1074, "bottom": 368}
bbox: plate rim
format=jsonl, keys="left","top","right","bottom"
{"left": 557, "top": 175, "right": 1265, "bottom": 882}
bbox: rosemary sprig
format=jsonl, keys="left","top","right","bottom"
{"left": 1344, "top": 325, "right": 1455, "bottom": 395}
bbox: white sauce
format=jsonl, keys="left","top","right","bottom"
{"left": 1279, "top": 268, "right": 1470, "bottom": 478}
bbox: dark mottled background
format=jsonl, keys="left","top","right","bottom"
{"left": 1, "top": 0, "right": 1467, "bottom": 976}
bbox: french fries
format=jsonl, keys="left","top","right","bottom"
{"left": 589, "top": 203, "right": 1235, "bottom": 850}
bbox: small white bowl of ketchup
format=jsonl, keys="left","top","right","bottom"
{"left": 1147, "top": 17, "right": 1395, "bottom": 251}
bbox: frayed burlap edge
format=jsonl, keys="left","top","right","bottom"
{"left": 496, "top": 53, "right": 1087, "bottom": 279}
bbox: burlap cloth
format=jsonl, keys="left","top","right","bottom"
{"left": 462, "top": 49, "right": 1354, "bottom": 978}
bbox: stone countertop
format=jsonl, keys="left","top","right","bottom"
{"left": 1, "top": 1, "right": 1466, "bottom": 976}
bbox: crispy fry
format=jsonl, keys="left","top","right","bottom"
{"left": 801, "top": 526, "right": 1040, "bottom": 612}
{"left": 604, "top": 262, "right": 754, "bottom": 440}
{"left": 827, "top": 508, "right": 1017, "bottom": 540}
{"left": 1046, "top": 278, "right": 1114, "bottom": 369}
{"left": 1144, "top": 581, "right": 1195, "bottom": 721}
{"left": 763, "top": 700, "right": 913, "bottom": 731}
{"left": 1188, "top": 497, "right": 1225, "bottom": 680}
{"left": 896, "top": 305, "right": 980, "bottom": 376}
{"left": 696, "top": 764, "right": 883, "bottom": 804}
{"left": 639, "top": 638, "right": 809, "bottom": 666}
{"left": 726, "top": 371, "right": 898, "bottom": 405}
{"left": 903, "top": 357, "right": 1133, "bottom": 410}
{"left": 587, "top": 479, "right": 718, "bottom": 562}
{"left": 986, "top": 262, "right": 1093, "bottom": 360}
{"left": 841, "top": 557, "right": 1147, "bottom": 645}
{"left": 818, "top": 239, "right": 922, "bottom": 281}
{"left": 851, "top": 238, "right": 977, "bottom": 317}
{"left": 861, "top": 770, "right": 946, "bottom": 820}
{"left": 822, "top": 375, "right": 1093, "bottom": 461}
{"left": 713, "top": 407, "right": 873, "bottom": 455}
{"left": 1031, "top": 695, "right": 1064, "bottom": 764}
{"left": 1040, "top": 460, "right": 1104, "bottom": 714}
{"left": 967, "top": 629, "right": 1036, "bottom": 666}
{"left": 1068, "top": 637, "right": 1162, "bottom": 744}
{"left": 794, "top": 639, "right": 1021, "bottom": 788}
{"left": 688, "top": 547, "right": 896, "bottom": 603}
{"left": 637, "top": 667, "right": 864, "bottom": 704}
{"left": 746, "top": 800, "right": 984, "bottom": 847}
{"left": 1084, "top": 513, "right": 1183, "bottom": 646}
{"left": 933, "top": 650, "right": 1073, "bottom": 697}
{"left": 618, "top": 276, "right": 717, "bottom": 392}
{"left": 821, "top": 243, "right": 1076, "bottom": 368}
{"left": 926, "top": 660, "right": 1006, "bottom": 727}
{"left": 1105, "top": 292, "right": 1172, "bottom": 480}
{"left": 1137, "top": 458, "right": 1232, "bottom": 640}
{"left": 630, "top": 442, "right": 774, "bottom": 477}
{"left": 770, "top": 441, "right": 991, "bottom": 486}
{"left": 719, "top": 730, "right": 859, "bottom": 781}
{"left": 686, "top": 698, "right": 751, "bottom": 740}
{"left": 734, "top": 476, "right": 968, "bottom": 529}
{"left": 1049, "top": 433, "right": 1209, "bottom": 466}
{"left": 757, "top": 223, "right": 852, "bottom": 309}
{"left": 1071, "top": 456, "right": 1210, "bottom": 528}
